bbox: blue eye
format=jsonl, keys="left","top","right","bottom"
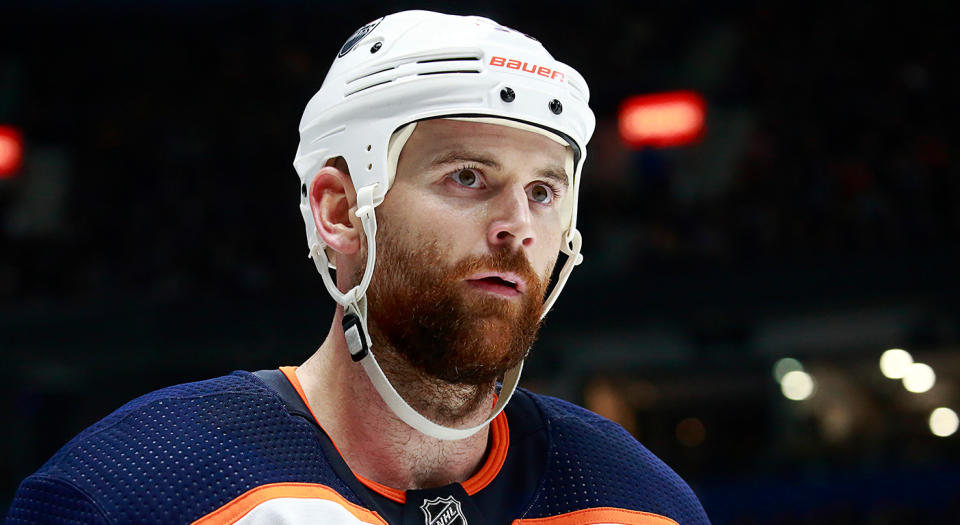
{"left": 452, "top": 167, "right": 482, "bottom": 187}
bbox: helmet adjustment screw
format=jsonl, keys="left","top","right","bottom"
{"left": 370, "top": 42, "right": 382, "bottom": 53}
{"left": 549, "top": 99, "right": 563, "bottom": 114}
{"left": 301, "top": 184, "right": 307, "bottom": 198}
{"left": 500, "top": 87, "right": 516, "bottom": 102}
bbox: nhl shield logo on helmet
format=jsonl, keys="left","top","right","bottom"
{"left": 420, "top": 495, "right": 468, "bottom": 525}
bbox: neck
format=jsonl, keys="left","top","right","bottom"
{"left": 295, "top": 309, "right": 496, "bottom": 490}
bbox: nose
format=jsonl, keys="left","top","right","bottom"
{"left": 487, "top": 184, "right": 535, "bottom": 251}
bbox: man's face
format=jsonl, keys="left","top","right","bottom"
{"left": 365, "top": 119, "right": 571, "bottom": 385}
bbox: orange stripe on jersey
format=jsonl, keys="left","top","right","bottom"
{"left": 278, "top": 366, "right": 511, "bottom": 504}
{"left": 462, "top": 405, "right": 509, "bottom": 495}
{"left": 513, "top": 507, "right": 680, "bottom": 525}
{"left": 279, "top": 366, "right": 321, "bottom": 425}
{"left": 353, "top": 472, "right": 406, "bottom": 503}
{"left": 192, "top": 482, "right": 387, "bottom": 525}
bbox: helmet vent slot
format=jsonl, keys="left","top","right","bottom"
{"left": 345, "top": 80, "right": 394, "bottom": 97}
{"left": 416, "top": 56, "right": 481, "bottom": 64}
{"left": 344, "top": 56, "right": 482, "bottom": 98}
{"left": 348, "top": 66, "right": 398, "bottom": 84}
{"left": 418, "top": 70, "right": 480, "bottom": 77}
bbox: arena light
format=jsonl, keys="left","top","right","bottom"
{"left": 879, "top": 348, "right": 913, "bottom": 379}
{"left": 929, "top": 407, "right": 958, "bottom": 437}
{"left": 781, "top": 370, "right": 815, "bottom": 401}
{"left": 618, "top": 91, "right": 705, "bottom": 149}
{"left": 0, "top": 125, "right": 24, "bottom": 179}
{"left": 773, "top": 357, "right": 803, "bottom": 383}
{"left": 902, "top": 362, "right": 936, "bottom": 393}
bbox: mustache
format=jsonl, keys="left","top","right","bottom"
{"left": 449, "top": 248, "right": 540, "bottom": 287}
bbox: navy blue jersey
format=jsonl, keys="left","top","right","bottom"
{"left": 6, "top": 368, "right": 709, "bottom": 524}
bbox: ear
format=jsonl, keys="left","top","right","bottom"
{"left": 309, "top": 166, "right": 361, "bottom": 257}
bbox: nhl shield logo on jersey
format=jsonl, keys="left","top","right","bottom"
{"left": 419, "top": 495, "right": 468, "bottom": 525}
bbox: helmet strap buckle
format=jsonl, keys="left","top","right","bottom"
{"left": 342, "top": 312, "right": 369, "bottom": 361}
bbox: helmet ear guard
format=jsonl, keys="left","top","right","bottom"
{"left": 294, "top": 10, "right": 594, "bottom": 440}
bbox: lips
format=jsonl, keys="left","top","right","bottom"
{"left": 465, "top": 272, "right": 526, "bottom": 297}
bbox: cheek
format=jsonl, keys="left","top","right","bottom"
{"left": 414, "top": 192, "right": 490, "bottom": 239}
{"left": 380, "top": 186, "right": 482, "bottom": 251}
{"left": 531, "top": 227, "right": 564, "bottom": 275}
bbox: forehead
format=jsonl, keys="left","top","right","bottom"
{"left": 399, "top": 119, "right": 570, "bottom": 173}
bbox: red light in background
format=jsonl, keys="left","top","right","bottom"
{"left": 618, "top": 91, "right": 706, "bottom": 149}
{"left": 0, "top": 126, "right": 24, "bottom": 179}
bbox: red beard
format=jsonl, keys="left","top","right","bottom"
{"left": 365, "top": 225, "right": 549, "bottom": 386}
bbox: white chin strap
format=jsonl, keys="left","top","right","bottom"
{"left": 310, "top": 183, "right": 583, "bottom": 441}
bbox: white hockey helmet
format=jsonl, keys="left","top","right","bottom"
{"left": 293, "top": 10, "right": 595, "bottom": 441}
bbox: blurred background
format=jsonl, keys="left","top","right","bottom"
{"left": 1, "top": 0, "right": 958, "bottom": 522}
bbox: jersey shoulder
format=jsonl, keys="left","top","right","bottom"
{"left": 7, "top": 371, "right": 358, "bottom": 525}
{"left": 519, "top": 389, "right": 710, "bottom": 525}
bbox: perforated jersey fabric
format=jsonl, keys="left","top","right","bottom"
{"left": 522, "top": 394, "right": 709, "bottom": 524}
{"left": 6, "top": 372, "right": 361, "bottom": 524}
{"left": 6, "top": 370, "right": 709, "bottom": 524}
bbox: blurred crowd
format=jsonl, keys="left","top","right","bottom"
{"left": 1, "top": 3, "right": 957, "bottom": 523}
{"left": 1, "top": 4, "right": 955, "bottom": 307}
{"left": 579, "top": 3, "right": 956, "bottom": 274}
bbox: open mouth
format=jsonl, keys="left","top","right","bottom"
{"left": 466, "top": 273, "right": 524, "bottom": 297}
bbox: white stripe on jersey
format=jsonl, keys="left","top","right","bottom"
{"left": 232, "top": 498, "right": 384, "bottom": 525}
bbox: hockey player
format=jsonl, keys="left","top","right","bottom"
{"left": 8, "top": 11, "right": 710, "bottom": 524}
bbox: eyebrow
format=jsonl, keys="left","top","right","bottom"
{"left": 428, "top": 149, "right": 569, "bottom": 189}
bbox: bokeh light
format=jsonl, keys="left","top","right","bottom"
{"left": 879, "top": 348, "right": 913, "bottom": 379}
{"left": 780, "top": 370, "right": 815, "bottom": 401}
{"left": 618, "top": 91, "right": 705, "bottom": 148}
{"left": 0, "top": 125, "right": 24, "bottom": 179}
{"left": 902, "top": 362, "right": 936, "bottom": 393}
{"left": 773, "top": 357, "right": 804, "bottom": 383}
{"left": 929, "top": 407, "right": 958, "bottom": 437}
